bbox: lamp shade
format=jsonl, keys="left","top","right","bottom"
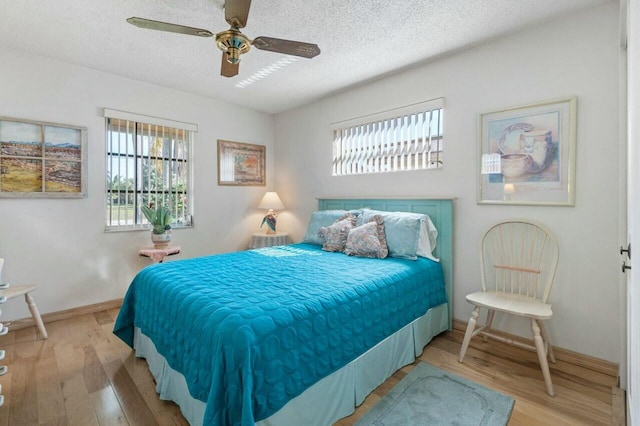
{"left": 258, "top": 192, "right": 285, "bottom": 211}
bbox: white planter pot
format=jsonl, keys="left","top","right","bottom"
{"left": 151, "top": 231, "right": 171, "bottom": 249}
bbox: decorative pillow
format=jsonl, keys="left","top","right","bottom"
{"left": 344, "top": 215, "right": 388, "bottom": 259}
{"left": 317, "top": 212, "right": 357, "bottom": 242}
{"left": 358, "top": 209, "right": 422, "bottom": 260}
{"left": 339, "top": 212, "right": 358, "bottom": 227}
{"left": 318, "top": 218, "right": 354, "bottom": 252}
{"left": 302, "top": 210, "right": 352, "bottom": 245}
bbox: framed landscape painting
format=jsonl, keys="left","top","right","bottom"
{"left": 478, "top": 97, "right": 576, "bottom": 206}
{"left": 217, "top": 140, "right": 266, "bottom": 186}
{"left": 0, "top": 117, "right": 88, "bottom": 198}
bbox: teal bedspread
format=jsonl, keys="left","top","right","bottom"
{"left": 113, "top": 244, "right": 446, "bottom": 425}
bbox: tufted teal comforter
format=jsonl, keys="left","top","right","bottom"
{"left": 114, "top": 244, "right": 446, "bottom": 425}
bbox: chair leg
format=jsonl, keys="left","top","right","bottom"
{"left": 538, "top": 321, "right": 556, "bottom": 363}
{"left": 532, "top": 319, "right": 554, "bottom": 396}
{"left": 24, "top": 293, "right": 48, "bottom": 340}
{"left": 483, "top": 310, "right": 496, "bottom": 342}
{"left": 458, "top": 306, "right": 480, "bottom": 363}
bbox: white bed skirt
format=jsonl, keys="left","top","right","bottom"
{"left": 133, "top": 303, "right": 449, "bottom": 426}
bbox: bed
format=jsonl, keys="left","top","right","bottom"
{"left": 114, "top": 198, "right": 453, "bottom": 425}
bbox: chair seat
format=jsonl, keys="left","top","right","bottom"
{"left": 466, "top": 291, "right": 553, "bottom": 319}
{"left": 0, "top": 285, "right": 37, "bottom": 300}
{"left": 0, "top": 284, "right": 47, "bottom": 339}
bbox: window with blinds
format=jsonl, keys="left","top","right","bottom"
{"left": 332, "top": 98, "right": 444, "bottom": 176}
{"left": 104, "top": 110, "right": 195, "bottom": 231}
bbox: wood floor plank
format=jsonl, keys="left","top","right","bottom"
{"left": 61, "top": 373, "right": 100, "bottom": 426}
{"left": 9, "top": 354, "right": 39, "bottom": 425}
{"left": 94, "top": 324, "right": 131, "bottom": 366}
{"left": 89, "top": 386, "right": 129, "bottom": 426}
{"left": 36, "top": 346, "right": 66, "bottom": 424}
{"left": 103, "top": 359, "right": 159, "bottom": 426}
{"left": 13, "top": 326, "right": 37, "bottom": 344}
{"left": 0, "top": 370, "right": 12, "bottom": 426}
{"left": 120, "top": 353, "right": 188, "bottom": 425}
{"left": 54, "top": 343, "right": 85, "bottom": 380}
{"left": 82, "top": 345, "right": 110, "bottom": 394}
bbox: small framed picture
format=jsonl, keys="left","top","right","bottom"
{"left": 217, "top": 140, "right": 266, "bottom": 186}
{"left": 478, "top": 97, "right": 577, "bottom": 206}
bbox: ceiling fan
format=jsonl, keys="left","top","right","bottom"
{"left": 126, "top": 0, "right": 321, "bottom": 78}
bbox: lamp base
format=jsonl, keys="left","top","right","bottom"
{"left": 261, "top": 212, "right": 277, "bottom": 234}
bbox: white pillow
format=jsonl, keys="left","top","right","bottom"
{"left": 358, "top": 209, "right": 438, "bottom": 261}
{"left": 416, "top": 216, "right": 439, "bottom": 262}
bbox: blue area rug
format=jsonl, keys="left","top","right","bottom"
{"left": 355, "top": 362, "right": 515, "bottom": 426}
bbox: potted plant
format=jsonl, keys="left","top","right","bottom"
{"left": 141, "top": 204, "right": 172, "bottom": 248}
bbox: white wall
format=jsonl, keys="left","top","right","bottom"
{"left": 0, "top": 47, "right": 275, "bottom": 320}
{"left": 274, "top": 3, "right": 622, "bottom": 363}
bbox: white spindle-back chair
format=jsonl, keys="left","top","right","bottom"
{"left": 458, "top": 220, "right": 559, "bottom": 396}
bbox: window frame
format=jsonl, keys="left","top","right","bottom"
{"left": 330, "top": 98, "right": 444, "bottom": 176}
{"left": 104, "top": 109, "right": 196, "bottom": 232}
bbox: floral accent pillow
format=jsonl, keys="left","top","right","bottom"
{"left": 303, "top": 210, "right": 352, "bottom": 245}
{"left": 318, "top": 213, "right": 357, "bottom": 252}
{"left": 344, "top": 215, "right": 389, "bottom": 259}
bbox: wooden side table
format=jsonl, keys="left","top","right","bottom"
{"left": 138, "top": 246, "right": 181, "bottom": 263}
{"left": 249, "top": 232, "right": 291, "bottom": 249}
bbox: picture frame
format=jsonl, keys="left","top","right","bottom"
{"left": 217, "top": 140, "right": 266, "bottom": 186}
{"left": 0, "top": 116, "right": 88, "bottom": 198}
{"left": 478, "top": 97, "right": 577, "bottom": 206}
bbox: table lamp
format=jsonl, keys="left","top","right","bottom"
{"left": 258, "top": 192, "right": 285, "bottom": 234}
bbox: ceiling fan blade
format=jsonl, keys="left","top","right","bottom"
{"left": 225, "top": 0, "right": 251, "bottom": 29}
{"left": 126, "top": 17, "right": 213, "bottom": 37}
{"left": 221, "top": 53, "right": 239, "bottom": 77}
{"left": 252, "top": 37, "right": 320, "bottom": 58}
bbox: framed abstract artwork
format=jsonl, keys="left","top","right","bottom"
{"left": 0, "top": 116, "right": 88, "bottom": 198}
{"left": 478, "top": 97, "right": 577, "bottom": 206}
{"left": 217, "top": 140, "right": 266, "bottom": 186}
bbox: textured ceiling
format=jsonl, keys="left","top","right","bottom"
{"left": 0, "top": 0, "right": 609, "bottom": 114}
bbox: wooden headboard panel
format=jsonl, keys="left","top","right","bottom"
{"left": 317, "top": 198, "right": 453, "bottom": 330}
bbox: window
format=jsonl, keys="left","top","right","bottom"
{"left": 331, "top": 98, "right": 444, "bottom": 176}
{"left": 104, "top": 109, "right": 195, "bottom": 231}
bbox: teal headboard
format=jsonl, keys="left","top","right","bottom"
{"left": 317, "top": 198, "right": 453, "bottom": 330}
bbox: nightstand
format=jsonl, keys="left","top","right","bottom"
{"left": 249, "top": 232, "right": 291, "bottom": 249}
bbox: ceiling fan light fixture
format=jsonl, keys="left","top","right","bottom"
{"left": 216, "top": 30, "right": 250, "bottom": 64}
{"left": 226, "top": 47, "right": 241, "bottom": 64}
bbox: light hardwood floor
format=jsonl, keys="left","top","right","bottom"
{"left": 0, "top": 309, "right": 625, "bottom": 425}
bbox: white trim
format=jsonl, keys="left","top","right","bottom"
{"left": 103, "top": 108, "right": 198, "bottom": 132}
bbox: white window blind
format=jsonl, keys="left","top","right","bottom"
{"left": 104, "top": 109, "right": 195, "bottom": 231}
{"left": 331, "top": 98, "right": 444, "bottom": 176}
